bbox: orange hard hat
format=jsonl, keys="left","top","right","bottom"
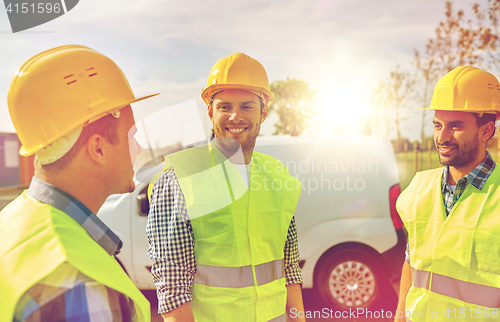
{"left": 423, "top": 66, "right": 500, "bottom": 117}
{"left": 201, "top": 53, "right": 274, "bottom": 107}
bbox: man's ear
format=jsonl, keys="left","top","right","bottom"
{"left": 260, "top": 105, "right": 269, "bottom": 124}
{"left": 86, "top": 134, "right": 107, "bottom": 164}
{"left": 481, "top": 121, "right": 496, "bottom": 143}
{"left": 208, "top": 104, "right": 214, "bottom": 122}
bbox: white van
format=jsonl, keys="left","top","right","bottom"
{"left": 97, "top": 134, "right": 405, "bottom": 310}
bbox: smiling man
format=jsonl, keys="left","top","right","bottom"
{"left": 395, "top": 66, "right": 500, "bottom": 322}
{"left": 147, "top": 53, "right": 305, "bottom": 321}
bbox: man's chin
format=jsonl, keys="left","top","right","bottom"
{"left": 439, "top": 156, "right": 453, "bottom": 166}
{"left": 118, "top": 181, "right": 136, "bottom": 194}
{"left": 126, "top": 181, "right": 136, "bottom": 193}
{"left": 215, "top": 137, "right": 241, "bottom": 151}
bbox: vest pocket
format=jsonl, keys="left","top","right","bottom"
{"left": 474, "top": 227, "right": 500, "bottom": 274}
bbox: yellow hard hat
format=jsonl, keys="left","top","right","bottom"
{"left": 8, "top": 45, "right": 159, "bottom": 157}
{"left": 424, "top": 66, "right": 500, "bottom": 116}
{"left": 201, "top": 52, "right": 274, "bottom": 107}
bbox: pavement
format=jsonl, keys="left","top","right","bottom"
{"left": 1, "top": 187, "right": 397, "bottom": 321}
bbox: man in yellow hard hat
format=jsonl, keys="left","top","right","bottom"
{"left": 147, "top": 53, "right": 305, "bottom": 321}
{"left": 0, "top": 45, "right": 158, "bottom": 321}
{"left": 395, "top": 66, "right": 500, "bottom": 322}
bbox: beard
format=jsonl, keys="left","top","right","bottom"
{"left": 437, "top": 133, "right": 480, "bottom": 168}
{"left": 213, "top": 121, "right": 261, "bottom": 160}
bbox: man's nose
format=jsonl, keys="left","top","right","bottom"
{"left": 229, "top": 109, "right": 244, "bottom": 122}
{"left": 436, "top": 126, "right": 452, "bottom": 144}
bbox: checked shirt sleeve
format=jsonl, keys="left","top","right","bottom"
{"left": 14, "top": 263, "right": 137, "bottom": 322}
{"left": 284, "top": 216, "right": 303, "bottom": 286}
{"left": 146, "top": 167, "right": 196, "bottom": 314}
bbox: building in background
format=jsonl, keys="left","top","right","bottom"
{"left": 0, "top": 133, "right": 34, "bottom": 188}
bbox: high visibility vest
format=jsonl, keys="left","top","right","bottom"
{"left": 158, "top": 143, "right": 301, "bottom": 321}
{"left": 397, "top": 166, "right": 500, "bottom": 322}
{"left": 0, "top": 192, "right": 150, "bottom": 322}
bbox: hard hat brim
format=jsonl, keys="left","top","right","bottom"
{"left": 418, "top": 107, "right": 497, "bottom": 114}
{"left": 201, "top": 84, "right": 274, "bottom": 106}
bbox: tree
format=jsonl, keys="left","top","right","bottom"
{"left": 374, "top": 1, "right": 500, "bottom": 143}
{"left": 412, "top": 50, "right": 438, "bottom": 143}
{"left": 411, "top": 0, "right": 498, "bottom": 142}
{"left": 371, "top": 65, "right": 415, "bottom": 142}
{"left": 430, "top": 2, "right": 482, "bottom": 72}
{"left": 270, "top": 78, "right": 315, "bottom": 136}
{"left": 471, "top": 0, "right": 500, "bottom": 72}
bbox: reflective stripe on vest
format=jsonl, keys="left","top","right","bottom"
{"left": 412, "top": 268, "right": 500, "bottom": 308}
{"left": 411, "top": 267, "right": 430, "bottom": 289}
{"left": 256, "top": 259, "right": 284, "bottom": 286}
{"left": 432, "top": 273, "right": 500, "bottom": 308}
{"left": 195, "top": 259, "right": 283, "bottom": 288}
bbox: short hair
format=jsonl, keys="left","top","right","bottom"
{"left": 38, "top": 114, "right": 120, "bottom": 172}
{"left": 473, "top": 113, "right": 497, "bottom": 146}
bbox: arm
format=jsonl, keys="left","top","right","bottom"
{"left": 147, "top": 168, "right": 196, "bottom": 321}
{"left": 287, "top": 283, "right": 306, "bottom": 321}
{"left": 284, "top": 217, "right": 305, "bottom": 321}
{"left": 395, "top": 260, "right": 412, "bottom": 322}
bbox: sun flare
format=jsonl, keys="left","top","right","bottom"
{"left": 313, "top": 86, "right": 373, "bottom": 135}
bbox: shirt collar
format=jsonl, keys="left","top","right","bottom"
{"left": 27, "top": 177, "right": 123, "bottom": 256}
{"left": 441, "top": 152, "right": 496, "bottom": 192}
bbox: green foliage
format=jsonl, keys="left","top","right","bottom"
{"left": 270, "top": 77, "right": 316, "bottom": 136}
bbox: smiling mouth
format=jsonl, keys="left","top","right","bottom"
{"left": 227, "top": 127, "right": 248, "bottom": 134}
{"left": 438, "top": 145, "right": 457, "bottom": 154}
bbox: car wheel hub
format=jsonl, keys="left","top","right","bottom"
{"left": 346, "top": 280, "right": 358, "bottom": 291}
{"left": 328, "top": 260, "right": 375, "bottom": 307}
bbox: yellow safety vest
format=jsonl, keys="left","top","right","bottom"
{"left": 397, "top": 166, "right": 500, "bottom": 322}
{"left": 0, "top": 192, "right": 150, "bottom": 322}
{"left": 152, "top": 143, "right": 301, "bottom": 321}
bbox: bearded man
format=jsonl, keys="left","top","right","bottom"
{"left": 395, "top": 66, "right": 500, "bottom": 322}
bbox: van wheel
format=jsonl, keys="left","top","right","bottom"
{"left": 316, "top": 249, "right": 383, "bottom": 310}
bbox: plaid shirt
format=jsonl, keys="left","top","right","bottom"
{"left": 14, "top": 178, "right": 137, "bottom": 322}
{"left": 405, "top": 152, "right": 496, "bottom": 263}
{"left": 441, "top": 152, "right": 496, "bottom": 215}
{"left": 147, "top": 167, "right": 303, "bottom": 314}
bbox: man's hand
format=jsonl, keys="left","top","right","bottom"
{"left": 161, "top": 302, "right": 195, "bottom": 322}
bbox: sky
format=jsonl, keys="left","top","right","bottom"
{"left": 0, "top": 0, "right": 489, "bottom": 146}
